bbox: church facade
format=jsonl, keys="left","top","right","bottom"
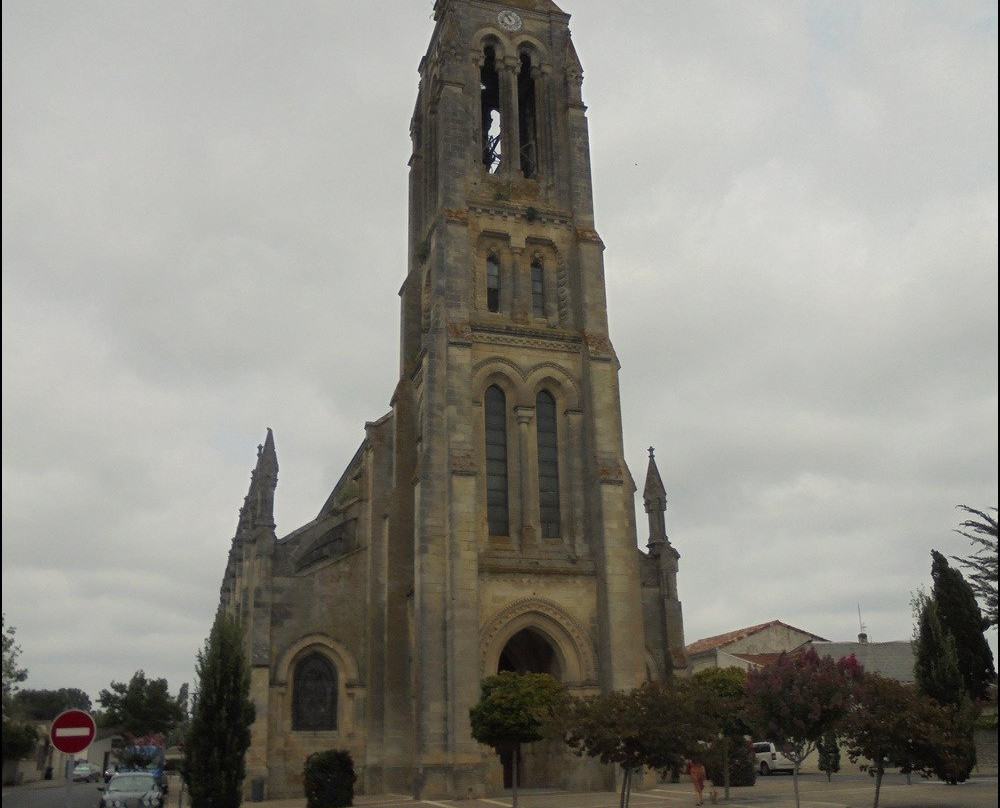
{"left": 218, "top": 1, "right": 686, "bottom": 800}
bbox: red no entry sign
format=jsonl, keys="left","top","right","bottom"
{"left": 50, "top": 709, "right": 97, "bottom": 755}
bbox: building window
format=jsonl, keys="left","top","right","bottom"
{"left": 481, "top": 46, "right": 502, "bottom": 173}
{"left": 530, "top": 257, "right": 545, "bottom": 318}
{"left": 292, "top": 652, "right": 337, "bottom": 731}
{"left": 518, "top": 51, "right": 537, "bottom": 178}
{"left": 485, "top": 385, "right": 510, "bottom": 536}
{"left": 536, "top": 390, "right": 561, "bottom": 538}
{"left": 486, "top": 253, "right": 501, "bottom": 312}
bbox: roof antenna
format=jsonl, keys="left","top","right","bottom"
{"left": 857, "top": 604, "right": 868, "bottom": 644}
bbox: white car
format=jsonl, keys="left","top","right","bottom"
{"left": 753, "top": 741, "right": 795, "bottom": 775}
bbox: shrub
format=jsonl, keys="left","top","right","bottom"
{"left": 304, "top": 750, "right": 356, "bottom": 808}
{"left": 703, "top": 738, "right": 757, "bottom": 787}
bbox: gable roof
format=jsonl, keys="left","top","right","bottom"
{"left": 685, "top": 620, "right": 829, "bottom": 655}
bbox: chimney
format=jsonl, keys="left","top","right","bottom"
{"left": 858, "top": 632, "right": 868, "bottom": 644}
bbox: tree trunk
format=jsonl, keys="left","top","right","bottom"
{"left": 792, "top": 761, "right": 801, "bottom": 808}
{"left": 873, "top": 766, "right": 884, "bottom": 808}
{"left": 512, "top": 744, "right": 519, "bottom": 808}
{"left": 617, "top": 765, "right": 632, "bottom": 808}
{"left": 722, "top": 737, "right": 731, "bottom": 800}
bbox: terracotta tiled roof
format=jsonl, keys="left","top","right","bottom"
{"left": 685, "top": 620, "right": 828, "bottom": 655}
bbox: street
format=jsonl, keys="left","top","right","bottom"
{"left": 4, "top": 773, "right": 997, "bottom": 808}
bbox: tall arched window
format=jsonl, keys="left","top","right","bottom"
{"left": 292, "top": 652, "right": 338, "bottom": 731}
{"left": 518, "top": 51, "right": 538, "bottom": 177}
{"left": 536, "top": 390, "right": 561, "bottom": 538}
{"left": 530, "top": 256, "right": 545, "bottom": 318}
{"left": 486, "top": 253, "right": 501, "bottom": 312}
{"left": 485, "top": 385, "right": 509, "bottom": 536}
{"left": 481, "top": 46, "right": 502, "bottom": 173}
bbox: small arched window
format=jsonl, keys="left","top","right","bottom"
{"left": 530, "top": 256, "right": 545, "bottom": 318}
{"left": 536, "top": 390, "right": 561, "bottom": 538}
{"left": 486, "top": 253, "right": 501, "bottom": 312}
{"left": 485, "top": 385, "right": 509, "bottom": 536}
{"left": 292, "top": 652, "right": 338, "bottom": 731}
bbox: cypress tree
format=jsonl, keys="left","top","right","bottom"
{"left": 931, "top": 550, "right": 996, "bottom": 701}
{"left": 184, "top": 613, "right": 255, "bottom": 808}
{"left": 913, "top": 596, "right": 965, "bottom": 709}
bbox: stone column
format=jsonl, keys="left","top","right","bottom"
{"left": 514, "top": 406, "right": 536, "bottom": 548}
{"left": 500, "top": 57, "right": 521, "bottom": 176}
{"left": 510, "top": 247, "right": 529, "bottom": 323}
{"left": 564, "top": 408, "right": 584, "bottom": 560}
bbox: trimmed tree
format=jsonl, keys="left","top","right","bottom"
{"left": 816, "top": 732, "right": 841, "bottom": 781}
{"left": 930, "top": 550, "right": 996, "bottom": 701}
{"left": 565, "top": 679, "right": 707, "bottom": 808}
{"left": 745, "top": 650, "right": 863, "bottom": 808}
{"left": 952, "top": 506, "right": 998, "bottom": 628}
{"left": 692, "top": 667, "right": 752, "bottom": 798}
{"left": 184, "top": 613, "right": 255, "bottom": 808}
{"left": 469, "top": 672, "right": 566, "bottom": 808}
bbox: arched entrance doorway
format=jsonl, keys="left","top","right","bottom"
{"left": 496, "top": 628, "right": 562, "bottom": 789}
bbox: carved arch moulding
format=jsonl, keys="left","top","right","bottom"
{"left": 480, "top": 596, "right": 597, "bottom": 686}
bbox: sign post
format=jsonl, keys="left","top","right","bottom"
{"left": 50, "top": 710, "right": 97, "bottom": 808}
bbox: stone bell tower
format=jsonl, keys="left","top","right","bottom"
{"left": 386, "top": 0, "right": 680, "bottom": 797}
{"left": 219, "top": 1, "right": 685, "bottom": 801}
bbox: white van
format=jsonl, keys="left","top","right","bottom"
{"left": 753, "top": 742, "right": 796, "bottom": 775}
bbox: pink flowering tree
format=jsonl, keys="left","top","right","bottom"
{"left": 745, "top": 649, "right": 863, "bottom": 808}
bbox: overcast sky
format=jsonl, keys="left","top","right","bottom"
{"left": 3, "top": 1, "right": 997, "bottom": 704}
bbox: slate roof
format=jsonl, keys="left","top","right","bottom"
{"left": 685, "top": 620, "right": 829, "bottom": 655}
{"left": 810, "top": 641, "right": 916, "bottom": 683}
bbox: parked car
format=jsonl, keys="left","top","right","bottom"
{"left": 98, "top": 772, "right": 163, "bottom": 808}
{"left": 753, "top": 741, "right": 796, "bottom": 775}
{"left": 72, "top": 763, "right": 101, "bottom": 783}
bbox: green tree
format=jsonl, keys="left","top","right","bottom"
{"left": 952, "top": 506, "right": 998, "bottom": 627}
{"left": 2, "top": 615, "right": 28, "bottom": 717}
{"left": 913, "top": 595, "right": 966, "bottom": 709}
{"left": 565, "top": 680, "right": 706, "bottom": 808}
{"left": 692, "top": 667, "right": 750, "bottom": 799}
{"left": 1, "top": 720, "right": 37, "bottom": 762}
{"left": 98, "top": 670, "right": 185, "bottom": 735}
{"left": 816, "top": 732, "right": 841, "bottom": 781}
{"left": 842, "top": 673, "right": 974, "bottom": 804}
{"left": 469, "top": 671, "right": 566, "bottom": 808}
{"left": 745, "top": 650, "right": 863, "bottom": 808}
{"left": 183, "top": 613, "right": 255, "bottom": 808}
{"left": 12, "top": 688, "right": 92, "bottom": 720}
{"left": 931, "top": 550, "right": 996, "bottom": 701}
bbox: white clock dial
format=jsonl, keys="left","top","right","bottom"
{"left": 497, "top": 10, "right": 523, "bottom": 31}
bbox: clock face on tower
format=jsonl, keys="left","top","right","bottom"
{"left": 497, "top": 9, "right": 523, "bottom": 31}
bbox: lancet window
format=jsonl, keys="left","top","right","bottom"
{"left": 536, "top": 390, "right": 561, "bottom": 538}
{"left": 518, "top": 51, "right": 538, "bottom": 178}
{"left": 480, "top": 46, "right": 502, "bottom": 173}
{"left": 485, "top": 385, "right": 510, "bottom": 536}
{"left": 292, "top": 652, "right": 338, "bottom": 731}
{"left": 530, "top": 256, "right": 545, "bottom": 318}
{"left": 486, "top": 253, "right": 501, "bottom": 312}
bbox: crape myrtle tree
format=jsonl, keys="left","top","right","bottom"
{"left": 692, "top": 667, "right": 751, "bottom": 798}
{"left": 930, "top": 550, "right": 996, "bottom": 701}
{"left": 184, "top": 613, "right": 255, "bottom": 808}
{"left": 952, "top": 506, "right": 998, "bottom": 628}
{"left": 564, "top": 679, "right": 708, "bottom": 808}
{"left": 469, "top": 671, "right": 567, "bottom": 808}
{"left": 745, "top": 650, "right": 863, "bottom": 808}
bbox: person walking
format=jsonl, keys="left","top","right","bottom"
{"left": 685, "top": 758, "right": 707, "bottom": 806}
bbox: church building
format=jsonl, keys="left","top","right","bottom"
{"left": 218, "top": 1, "right": 686, "bottom": 800}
